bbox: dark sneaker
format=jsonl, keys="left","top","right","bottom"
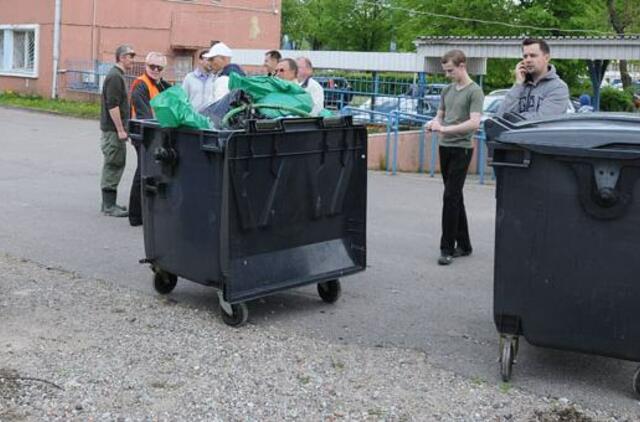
{"left": 453, "top": 247, "right": 472, "bottom": 258}
{"left": 129, "top": 219, "right": 143, "bottom": 227}
{"left": 438, "top": 254, "right": 453, "bottom": 265}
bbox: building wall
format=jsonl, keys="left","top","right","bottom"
{"left": 0, "top": 1, "right": 54, "bottom": 96}
{"left": 1, "top": 0, "right": 281, "bottom": 98}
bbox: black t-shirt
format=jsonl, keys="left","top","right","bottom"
{"left": 100, "top": 66, "right": 130, "bottom": 132}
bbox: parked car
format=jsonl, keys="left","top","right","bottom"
{"left": 314, "top": 76, "right": 354, "bottom": 109}
{"left": 352, "top": 95, "right": 437, "bottom": 125}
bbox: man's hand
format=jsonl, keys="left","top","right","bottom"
{"left": 117, "top": 130, "right": 128, "bottom": 142}
{"left": 515, "top": 61, "right": 527, "bottom": 85}
{"left": 428, "top": 120, "right": 444, "bottom": 132}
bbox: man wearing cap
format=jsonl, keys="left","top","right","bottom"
{"left": 296, "top": 56, "right": 324, "bottom": 116}
{"left": 99, "top": 44, "right": 135, "bottom": 218}
{"left": 127, "top": 52, "right": 171, "bottom": 226}
{"left": 182, "top": 49, "right": 215, "bottom": 111}
{"left": 203, "top": 42, "right": 246, "bottom": 103}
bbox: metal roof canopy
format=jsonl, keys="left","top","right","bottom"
{"left": 415, "top": 36, "right": 640, "bottom": 74}
{"left": 414, "top": 36, "right": 640, "bottom": 111}
{"left": 234, "top": 49, "right": 424, "bottom": 72}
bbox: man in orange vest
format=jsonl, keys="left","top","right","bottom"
{"left": 129, "top": 52, "right": 171, "bottom": 226}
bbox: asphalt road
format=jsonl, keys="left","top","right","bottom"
{"left": 1, "top": 107, "right": 639, "bottom": 415}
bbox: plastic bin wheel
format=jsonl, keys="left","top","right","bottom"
{"left": 220, "top": 302, "right": 248, "bottom": 327}
{"left": 153, "top": 271, "right": 177, "bottom": 295}
{"left": 633, "top": 366, "right": 640, "bottom": 396}
{"left": 499, "top": 336, "right": 517, "bottom": 382}
{"left": 317, "top": 280, "right": 341, "bottom": 303}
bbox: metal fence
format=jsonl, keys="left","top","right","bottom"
{"left": 62, "top": 61, "right": 494, "bottom": 182}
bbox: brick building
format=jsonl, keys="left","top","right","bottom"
{"left": 0, "top": 0, "right": 281, "bottom": 99}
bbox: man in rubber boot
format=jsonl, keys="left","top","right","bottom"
{"left": 128, "top": 52, "right": 171, "bottom": 226}
{"left": 426, "top": 49, "right": 483, "bottom": 266}
{"left": 100, "top": 44, "right": 135, "bottom": 218}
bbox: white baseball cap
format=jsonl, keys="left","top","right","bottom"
{"left": 203, "top": 42, "right": 233, "bottom": 59}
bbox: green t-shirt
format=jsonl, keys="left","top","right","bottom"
{"left": 438, "top": 81, "right": 484, "bottom": 148}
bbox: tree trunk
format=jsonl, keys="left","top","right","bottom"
{"left": 607, "top": 0, "right": 633, "bottom": 89}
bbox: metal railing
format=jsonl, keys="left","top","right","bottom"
{"left": 342, "top": 106, "right": 493, "bottom": 184}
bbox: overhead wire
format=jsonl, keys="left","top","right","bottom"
{"left": 357, "top": 0, "right": 640, "bottom": 37}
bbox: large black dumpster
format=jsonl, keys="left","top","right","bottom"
{"left": 485, "top": 114, "right": 640, "bottom": 394}
{"left": 128, "top": 116, "right": 367, "bottom": 326}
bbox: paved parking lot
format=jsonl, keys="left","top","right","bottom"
{"left": 1, "top": 107, "right": 639, "bottom": 415}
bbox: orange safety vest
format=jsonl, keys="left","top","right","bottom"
{"left": 130, "top": 73, "right": 160, "bottom": 119}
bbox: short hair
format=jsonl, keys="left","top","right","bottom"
{"left": 115, "top": 44, "right": 134, "bottom": 62}
{"left": 266, "top": 50, "right": 282, "bottom": 61}
{"left": 145, "top": 52, "right": 166, "bottom": 65}
{"left": 522, "top": 38, "right": 550, "bottom": 55}
{"left": 440, "top": 49, "right": 466, "bottom": 66}
{"left": 296, "top": 56, "right": 313, "bottom": 71}
{"left": 279, "top": 58, "right": 298, "bottom": 75}
{"left": 198, "top": 49, "right": 209, "bottom": 60}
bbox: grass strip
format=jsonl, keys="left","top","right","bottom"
{"left": 0, "top": 91, "right": 100, "bottom": 119}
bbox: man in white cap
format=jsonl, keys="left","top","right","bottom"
{"left": 203, "top": 42, "right": 246, "bottom": 103}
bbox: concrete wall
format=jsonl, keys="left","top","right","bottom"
{"left": 1, "top": 0, "right": 281, "bottom": 98}
{"left": 367, "top": 130, "right": 488, "bottom": 175}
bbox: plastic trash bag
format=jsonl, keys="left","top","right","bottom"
{"left": 199, "top": 89, "right": 255, "bottom": 129}
{"left": 228, "top": 74, "right": 313, "bottom": 118}
{"left": 150, "top": 86, "right": 211, "bottom": 129}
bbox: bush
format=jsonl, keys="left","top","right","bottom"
{"left": 599, "top": 86, "right": 634, "bottom": 112}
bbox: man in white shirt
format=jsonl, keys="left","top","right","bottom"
{"left": 181, "top": 49, "right": 214, "bottom": 111}
{"left": 296, "top": 56, "right": 324, "bottom": 116}
{"left": 203, "top": 42, "right": 246, "bottom": 103}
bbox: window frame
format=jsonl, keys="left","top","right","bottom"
{"left": 0, "top": 24, "right": 39, "bottom": 78}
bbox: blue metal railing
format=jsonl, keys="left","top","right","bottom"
{"left": 342, "top": 106, "right": 493, "bottom": 184}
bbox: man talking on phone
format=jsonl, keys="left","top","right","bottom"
{"left": 497, "top": 38, "right": 569, "bottom": 120}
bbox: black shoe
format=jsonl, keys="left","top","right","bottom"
{"left": 453, "top": 247, "right": 472, "bottom": 258}
{"left": 438, "top": 254, "right": 453, "bottom": 265}
{"left": 129, "top": 219, "right": 143, "bottom": 227}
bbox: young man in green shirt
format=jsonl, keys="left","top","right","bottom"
{"left": 426, "top": 49, "right": 484, "bottom": 265}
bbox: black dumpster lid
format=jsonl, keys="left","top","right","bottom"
{"left": 487, "top": 113, "right": 640, "bottom": 150}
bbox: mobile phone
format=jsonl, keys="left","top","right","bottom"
{"left": 524, "top": 71, "right": 534, "bottom": 83}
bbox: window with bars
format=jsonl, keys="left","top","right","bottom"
{"left": 0, "top": 25, "right": 38, "bottom": 77}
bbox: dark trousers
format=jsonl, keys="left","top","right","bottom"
{"left": 439, "top": 146, "right": 472, "bottom": 255}
{"left": 128, "top": 144, "right": 143, "bottom": 225}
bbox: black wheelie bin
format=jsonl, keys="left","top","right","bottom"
{"left": 485, "top": 113, "right": 640, "bottom": 394}
{"left": 128, "top": 116, "right": 367, "bottom": 327}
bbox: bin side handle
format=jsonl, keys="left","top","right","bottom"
{"left": 488, "top": 147, "right": 531, "bottom": 168}
{"left": 128, "top": 120, "right": 144, "bottom": 143}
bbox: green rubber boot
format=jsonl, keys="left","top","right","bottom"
{"left": 101, "top": 190, "right": 128, "bottom": 218}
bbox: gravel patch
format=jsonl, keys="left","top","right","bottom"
{"left": 0, "top": 253, "right": 636, "bottom": 421}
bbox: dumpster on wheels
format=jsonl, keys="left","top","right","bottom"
{"left": 486, "top": 114, "right": 640, "bottom": 395}
{"left": 129, "top": 116, "right": 367, "bottom": 327}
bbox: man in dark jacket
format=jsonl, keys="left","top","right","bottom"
{"left": 128, "top": 52, "right": 171, "bottom": 226}
{"left": 498, "top": 38, "right": 569, "bottom": 120}
{"left": 100, "top": 44, "right": 136, "bottom": 218}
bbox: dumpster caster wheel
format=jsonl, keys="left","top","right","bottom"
{"left": 153, "top": 271, "right": 177, "bottom": 295}
{"left": 318, "top": 280, "right": 341, "bottom": 303}
{"left": 220, "top": 303, "right": 248, "bottom": 327}
{"left": 633, "top": 366, "right": 640, "bottom": 395}
{"left": 499, "top": 337, "right": 516, "bottom": 382}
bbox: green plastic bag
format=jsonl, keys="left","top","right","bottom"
{"left": 228, "top": 74, "right": 313, "bottom": 118}
{"left": 150, "top": 86, "right": 211, "bottom": 129}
